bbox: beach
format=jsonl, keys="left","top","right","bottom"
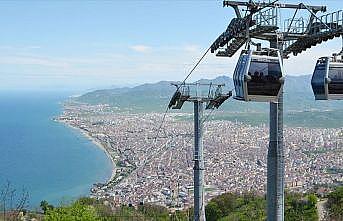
{"left": 57, "top": 120, "right": 117, "bottom": 183}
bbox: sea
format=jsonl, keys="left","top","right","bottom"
{"left": 0, "top": 91, "right": 113, "bottom": 209}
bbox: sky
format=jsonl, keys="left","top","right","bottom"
{"left": 0, "top": 0, "right": 342, "bottom": 91}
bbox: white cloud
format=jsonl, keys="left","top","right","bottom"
{"left": 0, "top": 45, "right": 42, "bottom": 51}
{"left": 26, "top": 45, "right": 42, "bottom": 49}
{"left": 184, "top": 44, "right": 199, "bottom": 53}
{"left": 129, "top": 45, "right": 151, "bottom": 53}
{"left": 0, "top": 55, "right": 70, "bottom": 68}
{"left": 0, "top": 39, "right": 341, "bottom": 90}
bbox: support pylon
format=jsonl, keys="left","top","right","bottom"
{"left": 193, "top": 100, "right": 206, "bottom": 221}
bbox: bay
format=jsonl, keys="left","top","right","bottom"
{"left": 0, "top": 91, "right": 113, "bottom": 209}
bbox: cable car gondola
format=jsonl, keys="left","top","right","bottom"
{"left": 233, "top": 48, "right": 285, "bottom": 102}
{"left": 311, "top": 54, "right": 343, "bottom": 100}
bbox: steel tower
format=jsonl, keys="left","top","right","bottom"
{"left": 210, "top": 1, "right": 342, "bottom": 220}
{"left": 168, "top": 83, "right": 231, "bottom": 221}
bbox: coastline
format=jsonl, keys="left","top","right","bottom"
{"left": 58, "top": 120, "right": 117, "bottom": 183}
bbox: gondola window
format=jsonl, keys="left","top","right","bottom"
{"left": 247, "top": 60, "right": 282, "bottom": 96}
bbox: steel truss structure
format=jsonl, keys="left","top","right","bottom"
{"left": 210, "top": 1, "right": 343, "bottom": 221}
{"left": 211, "top": 1, "right": 343, "bottom": 58}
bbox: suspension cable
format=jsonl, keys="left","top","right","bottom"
{"left": 153, "top": 46, "right": 212, "bottom": 140}
{"left": 181, "top": 46, "right": 211, "bottom": 85}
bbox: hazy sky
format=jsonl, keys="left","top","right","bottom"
{"left": 0, "top": 0, "right": 342, "bottom": 90}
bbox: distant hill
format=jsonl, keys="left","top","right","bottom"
{"left": 74, "top": 75, "right": 343, "bottom": 127}
{"left": 76, "top": 75, "right": 341, "bottom": 112}
{"left": 77, "top": 80, "right": 176, "bottom": 112}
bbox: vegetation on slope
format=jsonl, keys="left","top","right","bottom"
{"left": 205, "top": 192, "right": 318, "bottom": 221}
{"left": 34, "top": 190, "right": 327, "bottom": 221}
{"left": 327, "top": 186, "right": 343, "bottom": 220}
{"left": 42, "top": 197, "right": 175, "bottom": 221}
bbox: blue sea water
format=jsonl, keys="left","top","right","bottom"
{"left": 0, "top": 91, "right": 113, "bottom": 209}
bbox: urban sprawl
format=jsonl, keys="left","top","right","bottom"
{"left": 57, "top": 103, "right": 343, "bottom": 209}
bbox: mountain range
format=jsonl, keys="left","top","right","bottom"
{"left": 75, "top": 75, "right": 343, "bottom": 127}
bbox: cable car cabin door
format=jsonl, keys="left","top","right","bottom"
{"left": 245, "top": 51, "right": 284, "bottom": 102}
{"left": 311, "top": 58, "right": 328, "bottom": 100}
{"left": 233, "top": 50, "right": 251, "bottom": 101}
{"left": 327, "top": 61, "right": 343, "bottom": 100}
{"left": 242, "top": 51, "right": 252, "bottom": 101}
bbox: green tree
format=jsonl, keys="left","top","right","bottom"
{"left": 206, "top": 201, "right": 223, "bottom": 221}
{"left": 40, "top": 200, "right": 54, "bottom": 214}
{"left": 44, "top": 202, "right": 99, "bottom": 221}
{"left": 327, "top": 186, "right": 343, "bottom": 220}
{"left": 285, "top": 192, "right": 318, "bottom": 221}
{"left": 307, "top": 194, "right": 317, "bottom": 207}
{"left": 137, "top": 204, "right": 169, "bottom": 220}
{"left": 76, "top": 197, "right": 97, "bottom": 206}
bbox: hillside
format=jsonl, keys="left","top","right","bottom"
{"left": 25, "top": 188, "right": 339, "bottom": 220}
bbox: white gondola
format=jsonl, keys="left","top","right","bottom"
{"left": 311, "top": 55, "right": 343, "bottom": 100}
{"left": 233, "top": 49, "right": 285, "bottom": 102}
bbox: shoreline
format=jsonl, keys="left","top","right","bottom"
{"left": 57, "top": 120, "right": 117, "bottom": 183}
